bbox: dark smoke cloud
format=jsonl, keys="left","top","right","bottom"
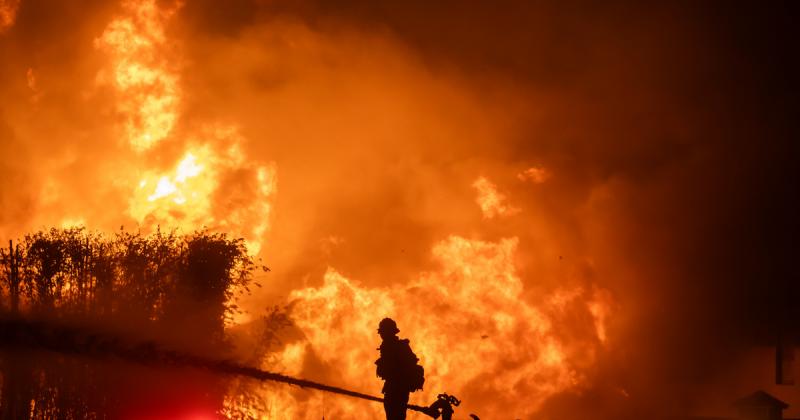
{"left": 1, "top": 1, "right": 798, "bottom": 418}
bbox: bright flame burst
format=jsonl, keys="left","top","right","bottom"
{"left": 96, "top": 0, "right": 276, "bottom": 254}
{"left": 129, "top": 128, "right": 276, "bottom": 254}
{"left": 250, "top": 236, "right": 612, "bottom": 419}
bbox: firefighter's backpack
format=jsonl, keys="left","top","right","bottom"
{"left": 406, "top": 362, "right": 425, "bottom": 392}
{"left": 400, "top": 340, "right": 425, "bottom": 392}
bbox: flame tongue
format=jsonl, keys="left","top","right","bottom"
{"left": 95, "top": 0, "right": 182, "bottom": 152}
{"left": 0, "top": 0, "right": 20, "bottom": 32}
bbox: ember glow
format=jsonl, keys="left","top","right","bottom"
{"left": 1, "top": 1, "right": 797, "bottom": 419}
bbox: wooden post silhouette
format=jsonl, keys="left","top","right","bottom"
{"left": 8, "top": 240, "right": 18, "bottom": 314}
{"left": 2, "top": 240, "right": 25, "bottom": 419}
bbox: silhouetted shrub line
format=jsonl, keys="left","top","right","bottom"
{"left": 0, "top": 227, "right": 257, "bottom": 419}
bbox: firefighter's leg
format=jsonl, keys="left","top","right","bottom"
{"left": 383, "top": 392, "right": 410, "bottom": 420}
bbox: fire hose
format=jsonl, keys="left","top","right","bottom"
{"left": 0, "top": 316, "right": 479, "bottom": 419}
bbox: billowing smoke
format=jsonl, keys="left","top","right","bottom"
{"left": 0, "top": 0, "right": 797, "bottom": 419}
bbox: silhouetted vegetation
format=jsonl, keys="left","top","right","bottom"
{"left": 0, "top": 227, "right": 257, "bottom": 419}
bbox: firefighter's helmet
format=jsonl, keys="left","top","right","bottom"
{"left": 378, "top": 318, "right": 400, "bottom": 335}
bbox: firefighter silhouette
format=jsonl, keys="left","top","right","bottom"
{"left": 375, "top": 318, "right": 424, "bottom": 420}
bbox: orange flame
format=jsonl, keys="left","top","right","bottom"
{"left": 0, "top": 0, "right": 19, "bottom": 32}
{"left": 95, "top": 0, "right": 182, "bottom": 152}
{"left": 128, "top": 128, "right": 277, "bottom": 254}
{"left": 473, "top": 176, "right": 519, "bottom": 218}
